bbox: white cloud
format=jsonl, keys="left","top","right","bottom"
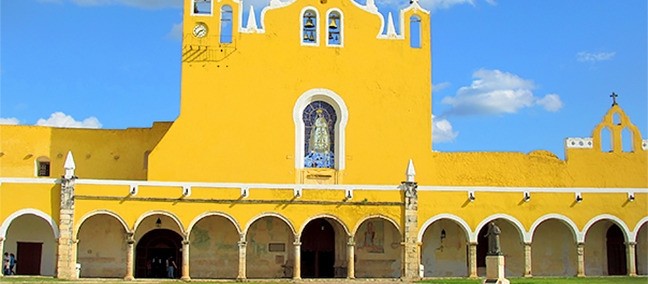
{"left": 577, "top": 51, "right": 615, "bottom": 63}
{"left": 433, "top": 82, "right": 451, "bottom": 92}
{"left": 0, "top": 118, "right": 20, "bottom": 125}
{"left": 441, "top": 69, "right": 562, "bottom": 115}
{"left": 167, "top": 22, "right": 183, "bottom": 40}
{"left": 432, "top": 114, "right": 458, "bottom": 143}
{"left": 36, "top": 112, "right": 102, "bottom": 129}
{"left": 536, "top": 93, "right": 563, "bottom": 112}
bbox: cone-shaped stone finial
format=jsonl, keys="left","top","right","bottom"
{"left": 247, "top": 5, "right": 258, "bottom": 30}
{"left": 64, "top": 151, "right": 76, "bottom": 179}
{"left": 406, "top": 159, "right": 415, "bottom": 182}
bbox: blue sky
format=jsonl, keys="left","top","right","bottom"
{"left": 1, "top": 0, "right": 646, "bottom": 159}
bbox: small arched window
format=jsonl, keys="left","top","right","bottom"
{"left": 303, "top": 101, "right": 337, "bottom": 168}
{"left": 612, "top": 112, "right": 621, "bottom": 125}
{"left": 622, "top": 128, "right": 633, "bottom": 152}
{"left": 600, "top": 127, "right": 612, "bottom": 152}
{"left": 301, "top": 8, "right": 318, "bottom": 45}
{"left": 220, "top": 5, "right": 233, "bottom": 43}
{"left": 193, "top": 0, "right": 213, "bottom": 15}
{"left": 36, "top": 156, "right": 51, "bottom": 177}
{"left": 409, "top": 15, "right": 421, "bottom": 48}
{"left": 326, "top": 10, "right": 342, "bottom": 46}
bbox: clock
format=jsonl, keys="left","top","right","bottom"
{"left": 193, "top": 23, "right": 208, "bottom": 38}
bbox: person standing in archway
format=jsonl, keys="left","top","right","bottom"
{"left": 166, "top": 256, "right": 177, "bottom": 278}
{"left": 2, "top": 252, "right": 9, "bottom": 275}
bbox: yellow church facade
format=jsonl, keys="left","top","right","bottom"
{"left": 1, "top": 0, "right": 647, "bottom": 280}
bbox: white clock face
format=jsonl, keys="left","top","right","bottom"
{"left": 193, "top": 23, "right": 207, "bottom": 38}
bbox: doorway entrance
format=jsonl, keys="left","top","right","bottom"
{"left": 301, "top": 218, "right": 335, "bottom": 278}
{"left": 135, "top": 229, "right": 183, "bottom": 278}
{"left": 16, "top": 242, "right": 42, "bottom": 275}
{"left": 606, "top": 224, "right": 627, "bottom": 275}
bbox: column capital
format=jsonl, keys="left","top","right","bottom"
{"left": 238, "top": 240, "right": 247, "bottom": 247}
{"left": 625, "top": 241, "right": 637, "bottom": 246}
{"left": 293, "top": 241, "right": 302, "bottom": 246}
{"left": 182, "top": 240, "right": 190, "bottom": 245}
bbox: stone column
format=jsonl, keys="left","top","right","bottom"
{"left": 523, "top": 242, "right": 532, "bottom": 277}
{"left": 0, "top": 237, "right": 5, "bottom": 277}
{"left": 181, "top": 239, "right": 191, "bottom": 280}
{"left": 626, "top": 242, "right": 637, "bottom": 276}
{"left": 576, "top": 242, "right": 585, "bottom": 277}
{"left": 468, "top": 242, "right": 478, "bottom": 278}
{"left": 124, "top": 232, "right": 135, "bottom": 281}
{"left": 347, "top": 236, "right": 355, "bottom": 279}
{"left": 56, "top": 176, "right": 78, "bottom": 280}
{"left": 237, "top": 234, "right": 247, "bottom": 280}
{"left": 293, "top": 237, "right": 302, "bottom": 280}
{"left": 401, "top": 180, "right": 419, "bottom": 280}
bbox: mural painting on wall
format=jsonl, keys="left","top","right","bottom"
{"left": 361, "top": 220, "right": 384, "bottom": 253}
{"left": 191, "top": 227, "right": 211, "bottom": 250}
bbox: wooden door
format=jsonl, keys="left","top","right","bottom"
{"left": 606, "top": 224, "right": 627, "bottom": 275}
{"left": 16, "top": 242, "right": 42, "bottom": 275}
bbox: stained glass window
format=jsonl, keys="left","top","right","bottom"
{"left": 303, "top": 101, "right": 336, "bottom": 168}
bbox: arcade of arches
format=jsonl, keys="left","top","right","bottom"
{"left": 2, "top": 211, "right": 646, "bottom": 279}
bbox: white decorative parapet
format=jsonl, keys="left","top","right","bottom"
{"left": 643, "top": 139, "right": 648, "bottom": 150}
{"left": 565, "top": 137, "right": 593, "bottom": 149}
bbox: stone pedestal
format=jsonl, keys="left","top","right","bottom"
{"left": 482, "top": 255, "right": 509, "bottom": 284}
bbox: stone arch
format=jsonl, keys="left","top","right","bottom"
{"left": 418, "top": 213, "right": 471, "bottom": 242}
{"left": 75, "top": 209, "right": 129, "bottom": 239}
{"left": 244, "top": 213, "right": 296, "bottom": 278}
{"left": 634, "top": 218, "right": 648, "bottom": 275}
{"left": 293, "top": 88, "right": 349, "bottom": 170}
{"left": 76, "top": 210, "right": 129, "bottom": 278}
{"left": 299, "top": 214, "right": 350, "bottom": 236}
{"left": 187, "top": 211, "right": 242, "bottom": 238}
{"left": 632, "top": 216, "right": 648, "bottom": 243}
{"left": 419, "top": 214, "right": 471, "bottom": 277}
{"left": 1, "top": 208, "right": 59, "bottom": 276}
{"left": 0, "top": 208, "right": 59, "bottom": 239}
{"left": 582, "top": 214, "right": 631, "bottom": 276}
{"left": 582, "top": 214, "right": 631, "bottom": 243}
{"left": 473, "top": 213, "right": 526, "bottom": 243}
{"left": 133, "top": 210, "right": 186, "bottom": 236}
{"left": 528, "top": 214, "right": 579, "bottom": 243}
{"left": 529, "top": 215, "right": 579, "bottom": 276}
{"left": 353, "top": 215, "right": 402, "bottom": 278}
{"left": 299, "top": 215, "right": 349, "bottom": 278}
{"left": 187, "top": 211, "right": 241, "bottom": 279}
{"left": 352, "top": 214, "right": 401, "bottom": 236}
{"left": 243, "top": 212, "right": 296, "bottom": 238}
{"left": 474, "top": 214, "right": 526, "bottom": 277}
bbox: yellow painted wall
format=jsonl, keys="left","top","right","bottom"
{"left": 0, "top": 123, "right": 171, "bottom": 180}
{"left": 148, "top": 0, "right": 432, "bottom": 184}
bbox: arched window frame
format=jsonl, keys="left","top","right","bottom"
{"left": 35, "top": 156, "right": 51, "bottom": 177}
{"left": 409, "top": 14, "right": 421, "bottom": 48}
{"left": 300, "top": 7, "right": 319, "bottom": 46}
{"left": 220, "top": 5, "right": 233, "bottom": 43}
{"left": 293, "top": 89, "right": 348, "bottom": 170}
{"left": 325, "top": 9, "right": 343, "bottom": 47}
{"left": 192, "top": 0, "right": 213, "bottom": 16}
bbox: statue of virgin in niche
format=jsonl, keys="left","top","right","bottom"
{"left": 309, "top": 109, "right": 331, "bottom": 153}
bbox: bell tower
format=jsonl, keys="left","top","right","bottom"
{"left": 182, "top": 0, "right": 239, "bottom": 63}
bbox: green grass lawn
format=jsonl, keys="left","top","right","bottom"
{"left": 0, "top": 277, "right": 646, "bottom": 283}
{"left": 418, "top": 277, "right": 648, "bottom": 284}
